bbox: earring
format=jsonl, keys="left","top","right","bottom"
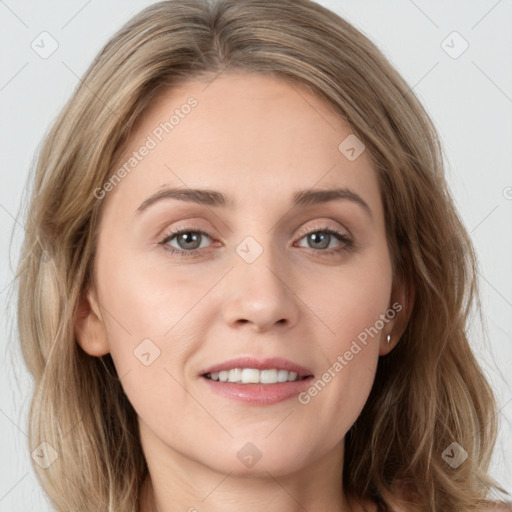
{"left": 386, "top": 334, "right": 391, "bottom": 344}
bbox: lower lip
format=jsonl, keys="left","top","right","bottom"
{"left": 200, "top": 375, "right": 314, "bottom": 405}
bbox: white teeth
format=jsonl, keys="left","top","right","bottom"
{"left": 260, "top": 369, "right": 277, "bottom": 384}
{"left": 287, "top": 371, "right": 297, "bottom": 382}
{"left": 242, "top": 368, "right": 260, "bottom": 383}
{"left": 277, "top": 369, "right": 289, "bottom": 382}
{"left": 228, "top": 368, "right": 242, "bottom": 382}
{"left": 206, "top": 368, "right": 303, "bottom": 384}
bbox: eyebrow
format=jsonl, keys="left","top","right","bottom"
{"left": 136, "top": 186, "right": 373, "bottom": 220}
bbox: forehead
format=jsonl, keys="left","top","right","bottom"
{"left": 102, "top": 71, "right": 383, "bottom": 224}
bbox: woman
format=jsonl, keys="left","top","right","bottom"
{"left": 16, "top": 0, "right": 511, "bottom": 511}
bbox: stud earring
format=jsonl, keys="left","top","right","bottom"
{"left": 386, "top": 334, "right": 391, "bottom": 344}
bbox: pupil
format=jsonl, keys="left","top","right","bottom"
{"left": 179, "top": 232, "right": 200, "bottom": 249}
{"left": 310, "top": 232, "right": 329, "bottom": 249}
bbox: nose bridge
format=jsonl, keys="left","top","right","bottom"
{"left": 221, "top": 232, "right": 299, "bottom": 330}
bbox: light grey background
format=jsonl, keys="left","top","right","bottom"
{"left": 1, "top": 0, "right": 511, "bottom": 510}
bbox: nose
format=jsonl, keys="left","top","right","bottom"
{"left": 220, "top": 243, "right": 300, "bottom": 333}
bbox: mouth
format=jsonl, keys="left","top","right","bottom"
{"left": 199, "top": 356, "right": 314, "bottom": 405}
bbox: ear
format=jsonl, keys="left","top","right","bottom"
{"left": 74, "top": 284, "right": 110, "bottom": 357}
{"left": 380, "top": 246, "right": 415, "bottom": 355}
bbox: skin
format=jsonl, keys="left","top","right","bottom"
{"left": 75, "top": 71, "right": 412, "bottom": 512}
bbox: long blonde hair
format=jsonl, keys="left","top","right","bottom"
{"left": 16, "top": 0, "right": 510, "bottom": 510}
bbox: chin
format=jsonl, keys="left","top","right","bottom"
{"left": 182, "top": 432, "right": 324, "bottom": 478}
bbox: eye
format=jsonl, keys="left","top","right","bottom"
{"left": 296, "top": 227, "right": 353, "bottom": 255}
{"left": 158, "top": 225, "right": 353, "bottom": 258}
{"left": 159, "top": 228, "right": 212, "bottom": 257}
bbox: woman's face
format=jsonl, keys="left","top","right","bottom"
{"left": 77, "top": 71, "right": 405, "bottom": 477}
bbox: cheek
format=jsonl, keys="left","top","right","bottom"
{"left": 297, "top": 246, "right": 392, "bottom": 422}
{"left": 93, "top": 246, "right": 219, "bottom": 429}
{"left": 96, "top": 240, "right": 219, "bottom": 347}
{"left": 306, "top": 246, "right": 393, "bottom": 349}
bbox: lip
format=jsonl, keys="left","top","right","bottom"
{"left": 199, "top": 356, "right": 313, "bottom": 379}
{"left": 199, "top": 356, "right": 314, "bottom": 406}
{"left": 201, "top": 377, "right": 314, "bottom": 405}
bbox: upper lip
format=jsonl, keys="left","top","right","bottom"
{"left": 200, "top": 356, "right": 314, "bottom": 379}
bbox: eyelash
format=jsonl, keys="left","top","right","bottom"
{"left": 158, "top": 226, "right": 354, "bottom": 259}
